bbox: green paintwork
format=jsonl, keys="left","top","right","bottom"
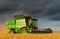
{"left": 6, "top": 20, "right": 16, "bottom": 30}
{"left": 6, "top": 15, "right": 33, "bottom": 33}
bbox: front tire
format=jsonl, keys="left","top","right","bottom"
{"left": 8, "top": 28, "right": 15, "bottom": 33}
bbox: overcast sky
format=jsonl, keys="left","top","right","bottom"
{"left": 0, "top": 0, "right": 60, "bottom": 31}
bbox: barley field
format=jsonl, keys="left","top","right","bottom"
{"left": 0, "top": 32, "right": 60, "bottom": 39}
{"left": 0, "top": 23, "right": 60, "bottom": 39}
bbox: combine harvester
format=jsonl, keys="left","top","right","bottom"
{"left": 6, "top": 15, "right": 52, "bottom": 33}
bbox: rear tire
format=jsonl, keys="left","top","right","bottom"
{"left": 20, "top": 27, "right": 27, "bottom": 33}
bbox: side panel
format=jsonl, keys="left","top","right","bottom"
{"left": 16, "top": 19, "right": 26, "bottom": 28}
{"left": 6, "top": 20, "right": 16, "bottom": 30}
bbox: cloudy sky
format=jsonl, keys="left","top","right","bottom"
{"left": 0, "top": 0, "right": 60, "bottom": 31}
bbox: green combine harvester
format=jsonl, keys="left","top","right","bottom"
{"left": 6, "top": 15, "right": 38, "bottom": 33}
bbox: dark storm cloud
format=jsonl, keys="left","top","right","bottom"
{"left": 43, "top": 4, "right": 60, "bottom": 20}
{"left": 21, "top": 0, "right": 52, "bottom": 17}
{"left": 0, "top": 0, "right": 52, "bottom": 15}
{"left": 0, "top": 0, "right": 60, "bottom": 22}
{"left": 0, "top": 0, "right": 36, "bottom": 14}
{"left": 0, "top": 0, "right": 21, "bottom": 23}
{"left": 44, "top": 4, "right": 60, "bottom": 15}
{"left": 22, "top": 0, "right": 50, "bottom": 13}
{"left": 21, "top": 0, "right": 60, "bottom": 20}
{"left": 0, "top": 0, "right": 20, "bottom": 14}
